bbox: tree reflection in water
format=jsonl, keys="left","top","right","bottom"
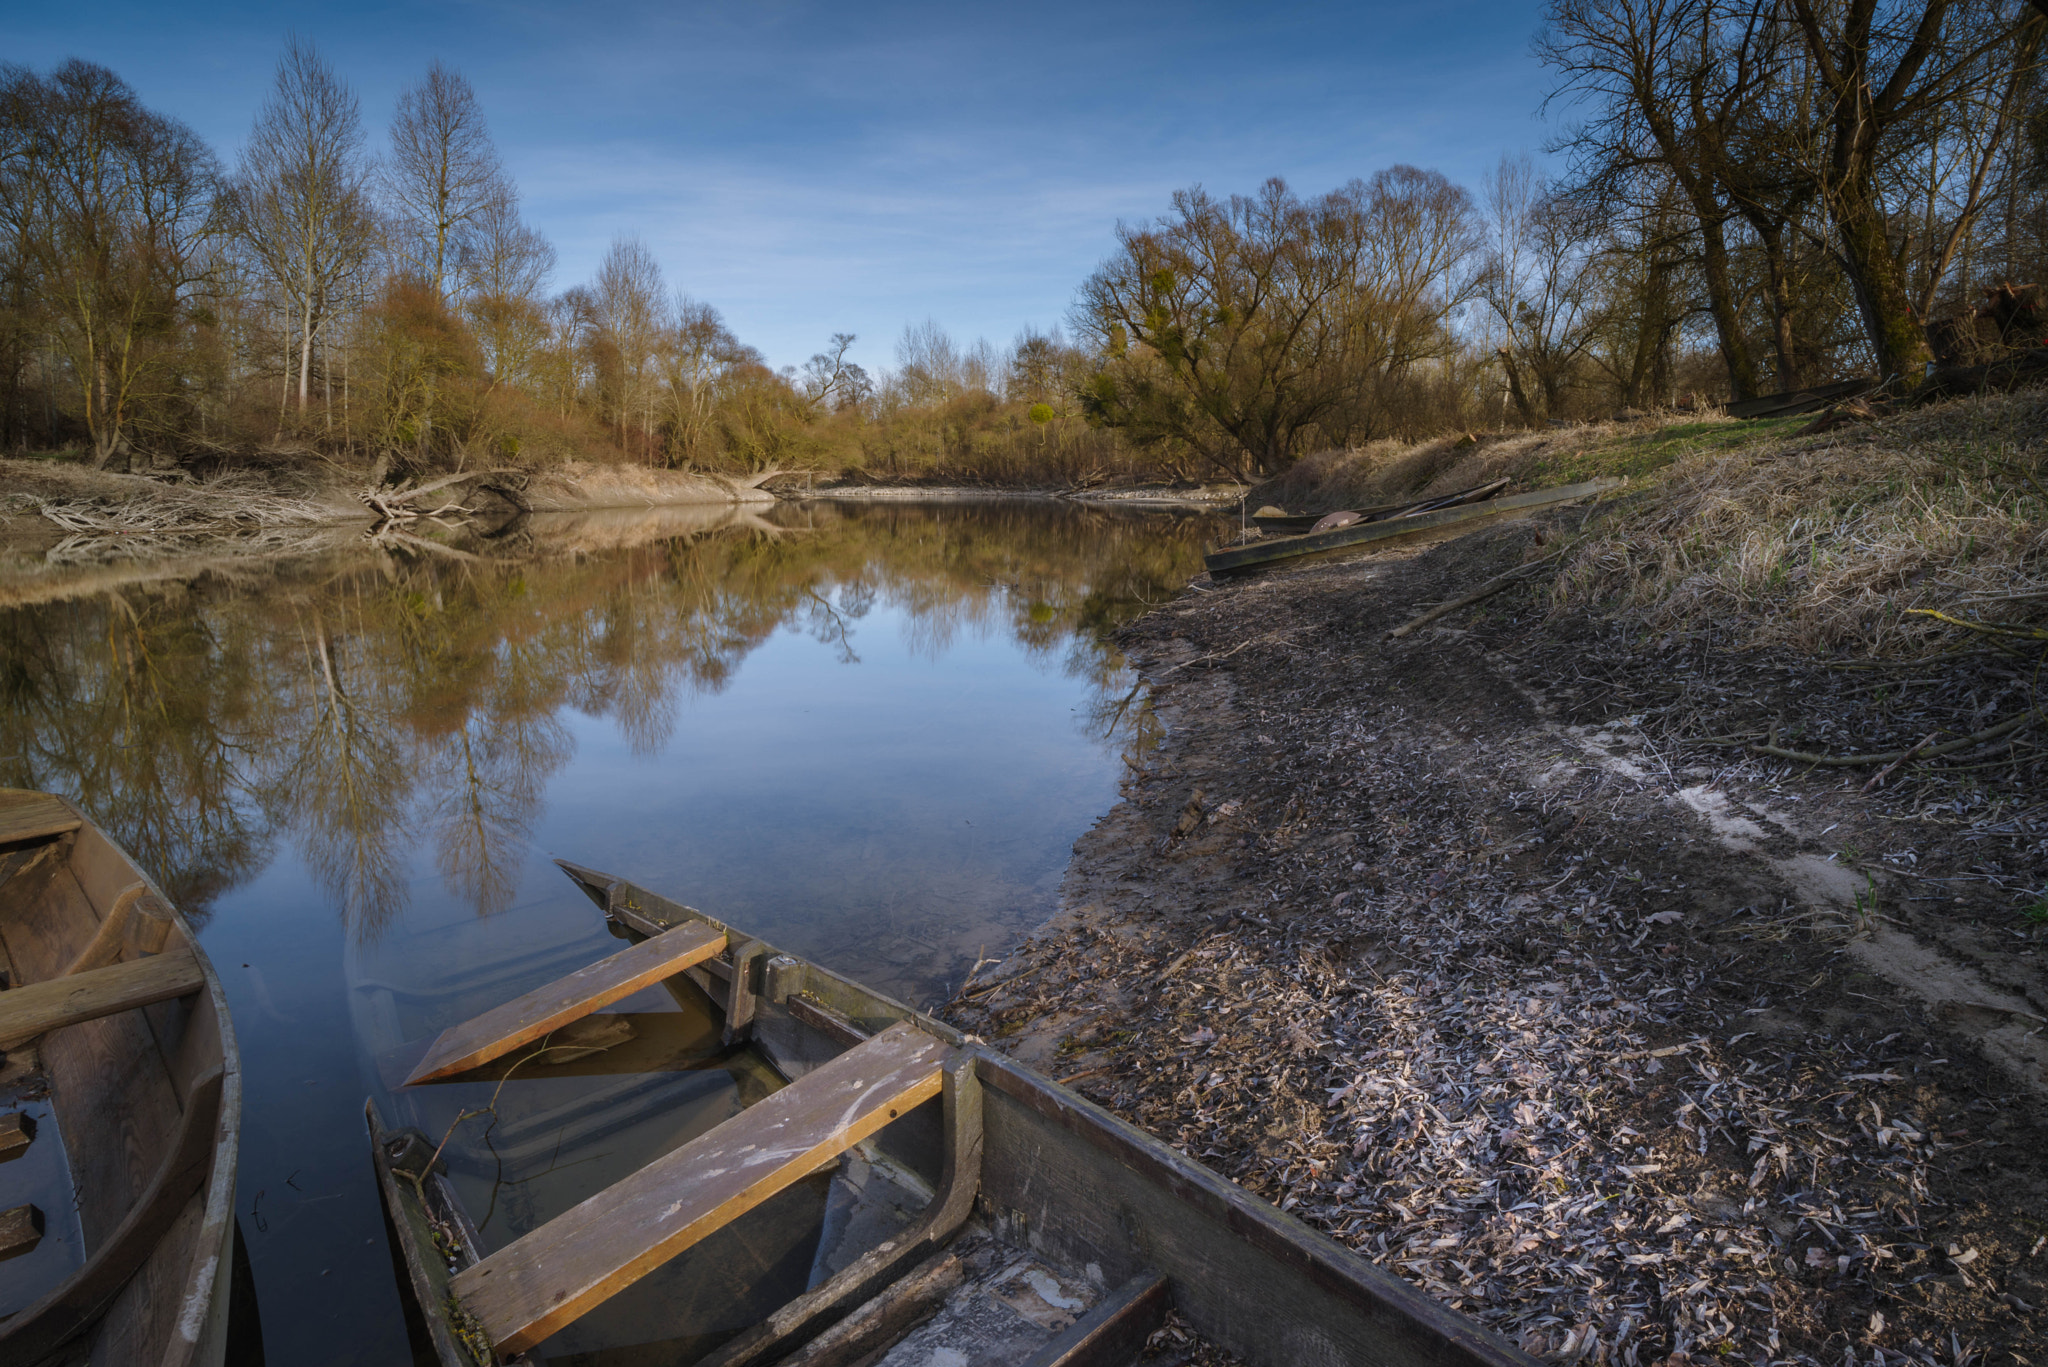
{"left": 0, "top": 499, "right": 1212, "bottom": 942}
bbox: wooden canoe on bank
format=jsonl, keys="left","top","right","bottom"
{"left": 1206, "top": 477, "right": 1622, "bottom": 577}
{"left": 366, "top": 860, "right": 1533, "bottom": 1367}
{"left": 1248, "top": 478, "right": 1510, "bottom": 535}
{"left": 1723, "top": 378, "right": 1875, "bottom": 420}
{"left": 0, "top": 789, "right": 243, "bottom": 1367}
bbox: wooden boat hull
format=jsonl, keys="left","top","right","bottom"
{"left": 1205, "top": 478, "right": 1621, "bottom": 577}
{"left": 1249, "top": 479, "right": 1511, "bottom": 535}
{"left": 0, "top": 790, "right": 242, "bottom": 1367}
{"left": 369, "top": 861, "right": 1533, "bottom": 1367}
{"left": 1724, "top": 377, "right": 1874, "bottom": 419}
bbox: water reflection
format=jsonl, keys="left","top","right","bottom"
{"left": 0, "top": 499, "right": 1209, "bottom": 945}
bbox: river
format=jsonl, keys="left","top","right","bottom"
{"left": 0, "top": 496, "right": 1217, "bottom": 1365}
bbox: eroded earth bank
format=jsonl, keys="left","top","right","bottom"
{"left": 948, "top": 514, "right": 2048, "bottom": 1367}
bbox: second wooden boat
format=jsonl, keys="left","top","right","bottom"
{"left": 1206, "top": 477, "right": 1621, "bottom": 577}
{"left": 366, "top": 860, "right": 1534, "bottom": 1367}
{"left": 1248, "top": 478, "right": 1510, "bottom": 534}
{"left": 0, "top": 789, "right": 243, "bottom": 1367}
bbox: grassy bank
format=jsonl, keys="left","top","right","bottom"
{"left": 1250, "top": 389, "right": 2048, "bottom": 661}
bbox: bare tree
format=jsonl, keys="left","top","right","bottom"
{"left": 1780, "top": 0, "right": 2040, "bottom": 380}
{"left": 0, "top": 61, "right": 220, "bottom": 466}
{"left": 658, "top": 296, "right": 751, "bottom": 463}
{"left": 587, "top": 235, "right": 667, "bottom": 454}
{"left": 385, "top": 61, "right": 507, "bottom": 301}
{"left": 461, "top": 194, "right": 554, "bottom": 388}
{"left": 1540, "top": 0, "right": 1784, "bottom": 400}
{"left": 231, "top": 38, "right": 377, "bottom": 420}
{"left": 1481, "top": 155, "right": 1605, "bottom": 420}
{"left": 797, "top": 332, "right": 862, "bottom": 410}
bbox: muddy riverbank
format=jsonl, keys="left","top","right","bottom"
{"left": 947, "top": 514, "right": 2048, "bottom": 1367}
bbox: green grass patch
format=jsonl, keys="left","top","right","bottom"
{"left": 1532, "top": 416, "right": 1805, "bottom": 485}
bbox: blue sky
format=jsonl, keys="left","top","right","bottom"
{"left": 5, "top": 1, "right": 1562, "bottom": 377}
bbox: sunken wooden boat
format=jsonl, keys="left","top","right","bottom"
{"left": 0, "top": 789, "right": 243, "bottom": 1367}
{"left": 366, "top": 859, "right": 1532, "bottom": 1367}
{"left": 1205, "top": 477, "right": 1621, "bottom": 577}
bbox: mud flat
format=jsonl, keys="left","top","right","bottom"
{"left": 948, "top": 514, "right": 2047, "bottom": 1367}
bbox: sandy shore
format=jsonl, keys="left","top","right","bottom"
{"left": 948, "top": 515, "right": 2047, "bottom": 1367}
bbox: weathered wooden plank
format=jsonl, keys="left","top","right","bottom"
{"left": 378, "top": 1011, "right": 733, "bottom": 1089}
{"left": 771, "top": 1250, "right": 964, "bottom": 1367}
{"left": 0, "top": 1068, "right": 223, "bottom": 1362}
{"left": 0, "top": 790, "right": 81, "bottom": 846}
{"left": 454, "top": 1021, "right": 951, "bottom": 1356}
{"left": 974, "top": 1057, "right": 1535, "bottom": 1367}
{"left": 63, "top": 881, "right": 149, "bottom": 976}
{"left": 722, "top": 938, "right": 766, "bottom": 1045}
{"left": 0, "top": 948, "right": 205, "bottom": 1048}
{"left": 787, "top": 994, "right": 870, "bottom": 1047}
{"left": 0, "top": 1110, "right": 32, "bottom": 1162}
{"left": 404, "top": 920, "right": 727, "bottom": 1084}
{"left": 1021, "top": 1270, "right": 1170, "bottom": 1367}
{"left": 0, "top": 1203, "right": 43, "bottom": 1261}
{"left": 693, "top": 1047, "right": 983, "bottom": 1367}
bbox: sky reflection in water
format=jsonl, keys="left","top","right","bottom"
{"left": 0, "top": 497, "right": 1214, "bottom": 1365}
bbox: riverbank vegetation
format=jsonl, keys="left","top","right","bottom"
{"left": 4, "top": 4, "right": 2044, "bottom": 490}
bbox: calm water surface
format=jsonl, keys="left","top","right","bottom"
{"left": 0, "top": 497, "right": 1215, "bottom": 1365}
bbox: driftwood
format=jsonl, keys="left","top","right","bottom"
{"left": 1387, "top": 554, "right": 1562, "bottom": 639}
{"left": 358, "top": 469, "right": 523, "bottom": 525}
{"left": 1796, "top": 397, "right": 1885, "bottom": 436}
{"left": 1753, "top": 706, "right": 2043, "bottom": 767}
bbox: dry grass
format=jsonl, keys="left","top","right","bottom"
{"left": 1245, "top": 411, "right": 1801, "bottom": 517}
{"left": 1553, "top": 389, "right": 2048, "bottom": 658}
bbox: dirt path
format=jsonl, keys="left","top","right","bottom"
{"left": 947, "top": 517, "right": 2047, "bottom": 1367}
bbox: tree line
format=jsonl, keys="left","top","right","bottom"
{"left": 3, "top": 5, "right": 2044, "bottom": 484}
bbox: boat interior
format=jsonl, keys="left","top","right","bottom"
{"left": 364, "top": 859, "right": 1525, "bottom": 1367}
{"left": 0, "top": 790, "right": 241, "bottom": 1367}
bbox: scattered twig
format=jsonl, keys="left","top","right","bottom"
{"left": 1754, "top": 707, "right": 2044, "bottom": 767}
{"left": 1387, "top": 554, "right": 1563, "bottom": 639}
{"left": 1862, "top": 732, "right": 1941, "bottom": 792}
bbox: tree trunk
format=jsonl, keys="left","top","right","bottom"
{"left": 1698, "top": 216, "right": 1763, "bottom": 402}
{"left": 1497, "top": 348, "right": 1538, "bottom": 423}
{"left": 1834, "top": 174, "right": 1934, "bottom": 381}
{"left": 1754, "top": 220, "right": 1803, "bottom": 390}
{"left": 299, "top": 298, "right": 315, "bottom": 413}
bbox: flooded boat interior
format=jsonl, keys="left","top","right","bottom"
{"left": 365, "top": 864, "right": 1524, "bottom": 1367}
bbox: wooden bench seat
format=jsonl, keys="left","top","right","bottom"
{"left": 0, "top": 950, "right": 205, "bottom": 1049}
{"left": 0, "top": 791, "right": 81, "bottom": 846}
{"left": 452, "top": 1020, "right": 952, "bottom": 1355}
{"left": 404, "top": 920, "right": 727, "bottom": 1085}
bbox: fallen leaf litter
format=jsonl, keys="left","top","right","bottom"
{"left": 948, "top": 517, "right": 2046, "bottom": 1367}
